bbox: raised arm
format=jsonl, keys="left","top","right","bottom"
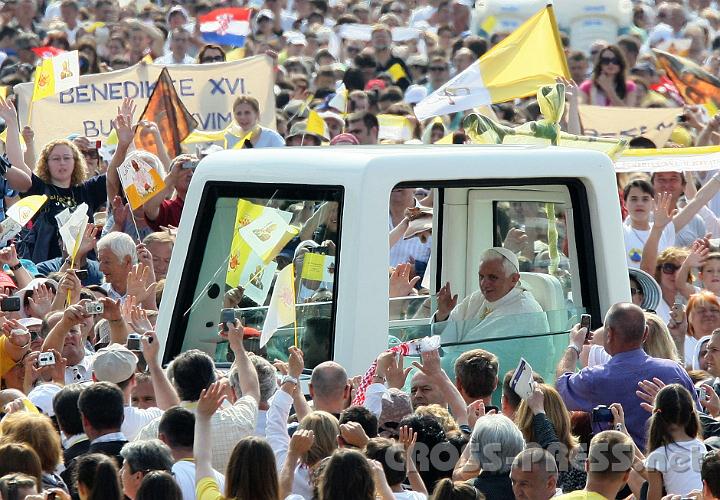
{"left": 640, "top": 192, "right": 675, "bottom": 275}
{"left": 0, "top": 98, "right": 32, "bottom": 179}
{"left": 107, "top": 99, "right": 136, "bottom": 202}
{"left": 141, "top": 331, "right": 180, "bottom": 409}
{"left": 675, "top": 242, "right": 708, "bottom": 299}
{"left": 143, "top": 156, "right": 184, "bottom": 223}
{"left": 225, "top": 319, "right": 260, "bottom": 404}
{"left": 41, "top": 302, "right": 87, "bottom": 353}
{"left": 673, "top": 172, "right": 720, "bottom": 230}
{"left": 194, "top": 382, "right": 225, "bottom": 482}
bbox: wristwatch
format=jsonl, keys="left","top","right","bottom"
{"left": 567, "top": 344, "right": 581, "bottom": 356}
{"left": 9, "top": 262, "right": 22, "bottom": 271}
{"left": 281, "top": 375, "right": 299, "bottom": 386}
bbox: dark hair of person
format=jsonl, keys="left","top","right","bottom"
{"left": 74, "top": 453, "right": 123, "bottom": 500}
{"left": 158, "top": 406, "right": 195, "bottom": 449}
{"left": 135, "top": 471, "right": 182, "bottom": 500}
{"left": 647, "top": 384, "right": 701, "bottom": 454}
{"left": 319, "top": 449, "right": 375, "bottom": 500}
{"left": 167, "top": 349, "right": 216, "bottom": 401}
{"left": 339, "top": 406, "right": 378, "bottom": 438}
{"left": 77, "top": 381, "right": 125, "bottom": 431}
{"left": 225, "top": 437, "right": 279, "bottom": 500}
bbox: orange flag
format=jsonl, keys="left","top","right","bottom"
{"left": 654, "top": 49, "right": 720, "bottom": 106}
{"left": 134, "top": 67, "right": 198, "bottom": 158}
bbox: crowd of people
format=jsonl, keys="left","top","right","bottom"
{"left": 2, "top": 0, "right": 720, "bottom": 499}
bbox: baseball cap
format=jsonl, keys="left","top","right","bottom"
{"left": 18, "top": 317, "right": 42, "bottom": 329}
{"left": 27, "top": 383, "right": 63, "bottom": 417}
{"left": 93, "top": 343, "right": 138, "bottom": 384}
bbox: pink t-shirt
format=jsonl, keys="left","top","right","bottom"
{"left": 579, "top": 79, "right": 637, "bottom": 106}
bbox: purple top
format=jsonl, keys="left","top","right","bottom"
{"left": 556, "top": 348, "right": 697, "bottom": 449}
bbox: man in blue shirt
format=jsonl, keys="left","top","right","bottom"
{"left": 556, "top": 302, "right": 697, "bottom": 449}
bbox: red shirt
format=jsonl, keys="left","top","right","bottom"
{"left": 147, "top": 197, "right": 184, "bottom": 231}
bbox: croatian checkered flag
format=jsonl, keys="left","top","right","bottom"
{"left": 351, "top": 336, "right": 441, "bottom": 406}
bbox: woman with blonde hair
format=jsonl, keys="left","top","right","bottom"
{"left": 644, "top": 313, "right": 681, "bottom": 362}
{"left": 0, "top": 412, "right": 67, "bottom": 492}
{"left": 515, "top": 384, "right": 585, "bottom": 493}
{"left": 654, "top": 247, "right": 692, "bottom": 322}
{"left": 669, "top": 290, "right": 720, "bottom": 365}
{"left": 0, "top": 97, "right": 107, "bottom": 262}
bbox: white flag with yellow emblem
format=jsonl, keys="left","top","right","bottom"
{"left": 260, "top": 263, "right": 296, "bottom": 347}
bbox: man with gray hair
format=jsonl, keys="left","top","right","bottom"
{"left": 228, "top": 354, "right": 277, "bottom": 436}
{"left": 119, "top": 439, "right": 174, "bottom": 500}
{"left": 510, "top": 448, "right": 559, "bottom": 500}
{"left": 433, "top": 247, "right": 545, "bottom": 340}
{"left": 469, "top": 413, "right": 524, "bottom": 498}
{"left": 97, "top": 231, "right": 147, "bottom": 305}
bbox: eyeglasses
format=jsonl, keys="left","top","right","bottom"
{"left": 429, "top": 66, "right": 447, "bottom": 72}
{"left": 660, "top": 263, "right": 680, "bottom": 274}
{"left": 600, "top": 57, "right": 620, "bottom": 66}
{"left": 201, "top": 56, "right": 224, "bottom": 63}
{"left": 49, "top": 155, "right": 73, "bottom": 162}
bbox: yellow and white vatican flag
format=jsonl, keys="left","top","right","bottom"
{"left": 260, "top": 263, "right": 296, "bottom": 347}
{"left": 32, "top": 50, "right": 80, "bottom": 102}
{"left": 328, "top": 83, "right": 348, "bottom": 114}
{"left": 57, "top": 203, "right": 88, "bottom": 261}
{"left": 0, "top": 195, "right": 47, "bottom": 245}
{"left": 414, "top": 5, "right": 568, "bottom": 121}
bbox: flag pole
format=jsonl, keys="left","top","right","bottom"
{"left": 126, "top": 206, "right": 142, "bottom": 243}
{"left": 291, "top": 263, "right": 298, "bottom": 347}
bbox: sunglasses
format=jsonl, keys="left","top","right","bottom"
{"left": 630, "top": 287, "right": 644, "bottom": 296}
{"left": 600, "top": 57, "right": 620, "bottom": 66}
{"left": 660, "top": 263, "right": 680, "bottom": 274}
{"left": 82, "top": 149, "right": 99, "bottom": 159}
{"left": 201, "top": 56, "right": 224, "bottom": 63}
{"left": 429, "top": 66, "right": 447, "bottom": 72}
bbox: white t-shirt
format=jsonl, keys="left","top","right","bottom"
{"left": 395, "top": 491, "right": 427, "bottom": 499}
{"left": 645, "top": 438, "right": 704, "bottom": 495}
{"left": 173, "top": 460, "right": 225, "bottom": 500}
{"left": 123, "top": 406, "right": 164, "bottom": 441}
{"left": 623, "top": 222, "right": 675, "bottom": 269}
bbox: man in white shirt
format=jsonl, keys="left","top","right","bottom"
{"left": 158, "top": 407, "right": 225, "bottom": 500}
{"left": 433, "top": 247, "right": 547, "bottom": 341}
{"left": 92, "top": 343, "right": 163, "bottom": 441}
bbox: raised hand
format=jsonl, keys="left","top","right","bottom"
{"left": 76, "top": 223, "right": 99, "bottom": 258}
{"left": 126, "top": 263, "right": 157, "bottom": 303}
{"left": 411, "top": 348, "right": 443, "bottom": 379}
{"left": 376, "top": 351, "right": 411, "bottom": 389}
{"left": 111, "top": 196, "right": 130, "bottom": 228}
{"left": 0, "top": 97, "right": 18, "bottom": 126}
{"left": 28, "top": 283, "right": 55, "bottom": 318}
{"left": 129, "top": 305, "right": 153, "bottom": 334}
{"left": 389, "top": 263, "right": 421, "bottom": 298}
{"left": 653, "top": 192, "right": 677, "bottom": 229}
{"left": 526, "top": 384, "right": 545, "bottom": 415}
{"left": 223, "top": 286, "right": 245, "bottom": 308}
{"left": 288, "top": 429, "right": 315, "bottom": 457}
{"left": 21, "top": 126, "right": 34, "bottom": 144}
{"left": 140, "top": 331, "right": 160, "bottom": 364}
{"left": 398, "top": 425, "right": 417, "bottom": 454}
{"left": 197, "top": 381, "right": 225, "bottom": 418}
{"left": 436, "top": 282, "right": 458, "bottom": 322}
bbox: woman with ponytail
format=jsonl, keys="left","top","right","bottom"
{"left": 74, "top": 453, "right": 123, "bottom": 500}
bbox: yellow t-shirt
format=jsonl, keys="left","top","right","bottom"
{"left": 556, "top": 492, "right": 610, "bottom": 500}
{"left": 0, "top": 336, "right": 14, "bottom": 377}
{"left": 196, "top": 477, "right": 225, "bottom": 500}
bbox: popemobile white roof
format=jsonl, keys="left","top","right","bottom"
{"left": 189, "top": 144, "right": 616, "bottom": 187}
